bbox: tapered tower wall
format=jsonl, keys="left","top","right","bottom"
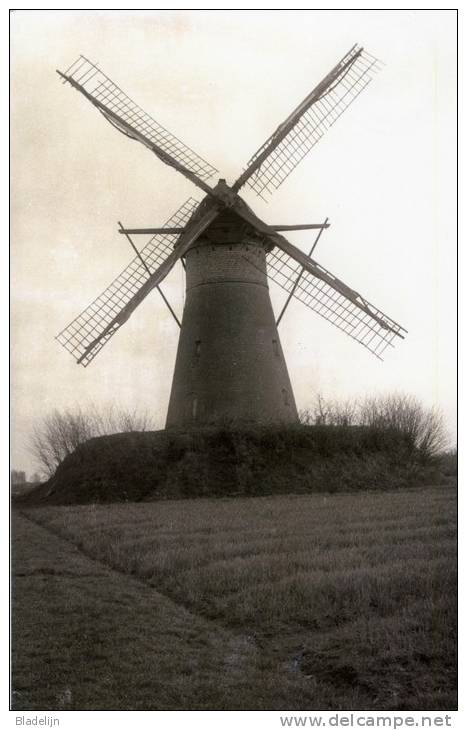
{"left": 165, "top": 230, "right": 298, "bottom": 428}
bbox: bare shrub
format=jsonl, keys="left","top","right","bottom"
{"left": 359, "top": 393, "right": 448, "bottom": 460}
{"left": 328, "top": 398, "right": 357, "bottom": 426}
{"left": 301, "top": 392, "right": 448, "bottom": 461}
{"left": 29, "top": 404, "right": 155, "bottom": 478}
{"left": 86, "top": 403, "right": 154, "bottom": 435}
{"left": 300, "top": 394, "right": 357, "bottom": 427}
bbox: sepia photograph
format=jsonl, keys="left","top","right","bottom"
{"left": 10, "top": 8, "right": 457, "bottom": 716}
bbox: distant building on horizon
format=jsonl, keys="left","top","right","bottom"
{"left": 11, "top": 470, "right": 26, "bottom": 485}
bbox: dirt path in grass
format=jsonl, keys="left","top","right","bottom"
{"left": 12, "top": 509, "right": 318, "bottom": 711}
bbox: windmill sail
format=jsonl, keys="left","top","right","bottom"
{"left": 213, "top": 188, "right": 405, "bottom": 359}
{"left": 59, "top": 56, "right": 218, "bottom": 184}
{"left": 235, "top": 47, "right": 382, "bottom": 199}
{"left": 56, "top": 198, "right": 199, "bottom": 367}
{"left": 263, "top": 247, "right": 406, "bottom": 359}
{"left": 56, "top": 46, "right": 407, "bottom": 377}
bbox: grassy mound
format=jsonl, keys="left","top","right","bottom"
{"left": 19, "top": 424, "right": 444, "bottom": 506}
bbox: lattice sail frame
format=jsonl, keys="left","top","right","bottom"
{"left": 245, "top": 247, "right": 406, "bottom": 360}
{"left": 56, "top": 198, "right": 199, "bottom": 367}
{"left": 245, "top": 49, "right": 383, "bottom": 199}
{"left": 61, "top": 56, "right": 218, "bottom": 182}
{"left": 56, "top": 47, "right": 407, "bottom": 367}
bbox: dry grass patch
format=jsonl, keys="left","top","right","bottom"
{"left": 18, "top": 484, "right": 456, "bottom": 709}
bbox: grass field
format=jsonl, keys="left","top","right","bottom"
{"left": 12, "top": 483, "right": 456, "bottom": 710}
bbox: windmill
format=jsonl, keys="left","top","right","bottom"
{"left": 56, "top": 45, "right": 407, "bottom": 428}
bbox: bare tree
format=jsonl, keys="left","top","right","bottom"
{"left": 95, "top": 404, "right": 154, "bottom": 434}
{"left": 414, "top": 405, "right": 449, "bottom": 460}
{"left": 328, "top": 398, "right": 357, "bottom": 426}
{"left": 359, "top": 393, "right": 448, "bottom": 458}
{"left": 298, "top": 394, "right": 332, "bottom": 425}
{"left": 300, "top": 394, "right": 357, "bottom": 427}
{"left": 301, "top": 392, "right": 448, "bottom": 460}
{"left": 29, "top": 404, "right": 155, "bottom": 478}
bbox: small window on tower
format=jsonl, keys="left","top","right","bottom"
{"left": 195, "top": 340, "right": 201, "bottom": 357}
{"left": 282, "top": 388, "right": 289, "bottom": 406}
{"left": 272, "top": 339, "right": 279, "bottom": 356}
{"left": 192, "top": 397, "right": 198, "bottom": 420}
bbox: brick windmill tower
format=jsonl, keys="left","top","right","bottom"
{"left": 56, "top": 46, "right": 406, "bottom": 428}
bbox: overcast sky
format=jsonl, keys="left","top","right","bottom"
{"left": 11, "top": 9, "right": 457, "bottom": 474}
